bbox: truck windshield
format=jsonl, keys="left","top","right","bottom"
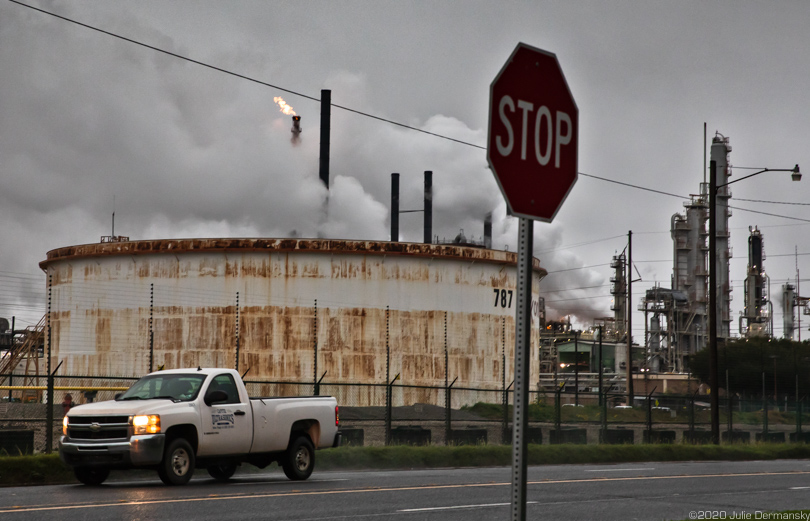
{"left": 117, "top": 374, "right": 206, "bottom": 402}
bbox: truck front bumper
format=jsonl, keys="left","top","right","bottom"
{"left": 59, "top": 434, "right": 166, "bottom": 468}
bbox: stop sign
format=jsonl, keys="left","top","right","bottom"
{"left": 487, "top": 43, "right": 578, "bottom": 222}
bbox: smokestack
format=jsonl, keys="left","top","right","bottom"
{"left": 424, "top": 171, "right": 432, "bottom": 244}
{"left": 484, "top": 212, "right": 492, "bottom": 249}
{"left": 391, "top": 173, "right": 400, "bottom": 242}
{"left": 319, "top": 89, "right": 331, "bottom": 189}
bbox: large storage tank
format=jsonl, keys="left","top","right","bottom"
{"left": 39, "top": 238, "right": 546, "bottom": 405}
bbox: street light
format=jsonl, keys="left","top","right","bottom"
{"left": 708, "top": 160, "right": 800, "bottom": 444}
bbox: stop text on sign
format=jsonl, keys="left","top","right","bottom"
{"left": 495, "top": 95, "right": 572, "bottom": 168}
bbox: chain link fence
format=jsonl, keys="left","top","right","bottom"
{"left": 3, "top": 371, "right": 810, "bottom": 453}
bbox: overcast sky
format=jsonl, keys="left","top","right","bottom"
{"left": 2, "top": 0, "right": 810, "bottom": 340}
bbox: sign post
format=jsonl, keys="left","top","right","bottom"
{"left": 487, "top": 43, "right": 578, "bottom": 521}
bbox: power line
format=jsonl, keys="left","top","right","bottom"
{"left": 535, "top": 234, "right": 625, "bottom": 254}
{"left": 578, "top": 172, "right": 687, "bottom": 200}
{"left": 541, "top": 284, "right": 610, "bottom": 294}
{"left": 768, "top": 252, "right": 810, "bottom": 258}
{"left": 545, "top": 263, "right": 611, "bottom": 275}
{"left": 727, "top": 204, "right": 810, "bottom": 223}
{"left": 9, "top": 0, "right": 485, "bottom": 150}
{"left": 583, "top": 172, "right": 810, "bottom": 223}
{"left": 735, "top": 198, "right": 810, "bottom": 206}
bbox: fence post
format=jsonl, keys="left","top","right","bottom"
{"left": 45, "top": 360, "right": 62, "bottom": 454}
{"left": 762, "top": 372, "right": 769, "bottom": 435}
{"left": 600, "top": 384, "right": 613, "bottom": 444}
{"left": 727, "top": 395, "right": 733, "bottom": 440}
{"left": 446, "top": 376, "right": 457, "bottom": 446}
{"left": 385, "top": 383, "right": 391, "bottom": 446}
{"left": 689, "top": 390, "right": 697, "bottom": 438}
{"left": 796, "top": 375, "right": 800, "bottom": 436}
{"left": 503, "top": 380, "right": 513, "bottom": 445}
{"left": 46, "top": 371, "right": 54, "bottom": 453}
{"left": 600, "top": 391, "right": 607, "bottom": 443}
{"left": 645, "top": 386, "right": 656, "bottom": 442}
{"left": 554, "top": 381, "right": 565, "bottom": 432}
{"left": 725, "top": 369, "right": 732, "bottom": 439}
{"left": 315, "top": 371, "right": 326, "bottom": 397}
{"left": 385, "top": 373, "right": 399, "bottom": 446}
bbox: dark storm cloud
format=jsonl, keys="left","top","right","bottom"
{"left": 2, "top": 1, "right": 809, "bottom": 335}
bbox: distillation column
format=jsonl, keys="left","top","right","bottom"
{"left": 711, "top": 134, "right": 733, "bottom": 340}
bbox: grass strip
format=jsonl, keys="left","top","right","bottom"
{"left": 318, "top": 443, "right": 810, "bottom": 470}
{"left": 0, "top": 453, "right": 75, "bottom": 486}
{"left": 0, "top": 443, "right": 808, "bottom": 487}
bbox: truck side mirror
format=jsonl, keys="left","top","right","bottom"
{"left": 204, "top": 390, "right": 228, "bottom": 406}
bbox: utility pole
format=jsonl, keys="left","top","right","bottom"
{"left": 626, "top": 230, "right": 634, "bottom": 405}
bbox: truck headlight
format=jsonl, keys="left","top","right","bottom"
{"left": 63, "top": 415, "right": 69, "bottom": 436}
{"left": 131, "top": 415, "right": 160, "bottom": 435}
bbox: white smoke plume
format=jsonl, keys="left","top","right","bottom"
{"left": 0, "top": 5, "right": 609, "bottom": 327}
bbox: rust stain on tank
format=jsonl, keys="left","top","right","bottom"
{"left": 41, "top": 238, "right": 546, "bottom": 279}
{"left": 42, "top": 238, "right": 544, "bottom": 404}
{"left": 50, "top": 264, "right": 72, "bottom": 284}
{"left": 301, "top": 262, "right": 319, "bottom": 278}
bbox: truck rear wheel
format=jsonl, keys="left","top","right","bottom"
{"left": 207, "top": 463, "right": 237, "bottom": 481}
{"left": 282, "top": 436, "right": 314, "bottom": 481}
{"left": 74, "top": 466, "right": 110, "bottom": 486}
{"left": 158, "top": 438, "right": 195, "bottom": 485}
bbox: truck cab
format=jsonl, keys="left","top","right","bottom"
{"left": 60, "top": 368, "right": 341, "bottom": 486}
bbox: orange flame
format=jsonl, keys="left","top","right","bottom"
{"left": 273, "top": 97, "right": 297, "bottom": 116}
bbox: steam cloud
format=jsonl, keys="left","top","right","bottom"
{"left": 0, "top": 5, "right": 609, "bottom": 327}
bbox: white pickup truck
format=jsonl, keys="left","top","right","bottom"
{"left": 59, "top": 368, "right": 341, "bottom": 486}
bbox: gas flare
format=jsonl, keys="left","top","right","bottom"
{"left": 273, "top": 97, "right": 296, "bottom": 116}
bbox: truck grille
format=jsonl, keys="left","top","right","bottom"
{"left": 68, "top": 415, "right": 130, "bottom": 441}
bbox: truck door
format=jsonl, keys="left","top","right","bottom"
{"left": 198, "top": 373, "right": 253, "bottom": 456}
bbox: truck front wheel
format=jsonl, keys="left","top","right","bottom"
{"left": 282, "top": 436, "right": 314, "bottom": 481}
{"left": 158, "top": 438, "right": 195, "bottom": 485}
{"left": 74, "top": 466, "right": 110, "bottom": 486}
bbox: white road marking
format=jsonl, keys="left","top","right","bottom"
{"left": 585, "top": 468, "right": 655, "bottom": 472}
{"left": 399, "top": 501, "right": 537, "bottom": 512}
{"left": 790, "top": 486, "right": 810, "bottom": 490}
{"left": 233, "top": 478, "right": 349, "bottom": 485}
{"left": 3, "top": 471, "right": 808, "bottom": 515}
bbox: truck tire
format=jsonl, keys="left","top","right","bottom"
{"left": 282, "top": 436, "right": 314, "bottom": 481}
{"left": 74, "top": 466, "right": 110, "bottom": 486}
{"left": 207, "top": 463, "right": 237, "bottom": 481}
{"left": 158, "top": 438, "right": 195, "bottom": 485}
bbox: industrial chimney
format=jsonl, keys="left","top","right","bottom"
{"left": 319, "top": 90, "right": 331, "bottom": 189}
{"left": 484, "top": 213, "right": 492, "bottom": 249}
{"left": 390, "top": 173, "right": 400, "bottom": 242}
{"left": 423, "top": 171, "right": 432, "bottom": 244}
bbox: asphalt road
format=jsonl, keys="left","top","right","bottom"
{"left": 0, "top": 460, "right": 808, "bottom": 520}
